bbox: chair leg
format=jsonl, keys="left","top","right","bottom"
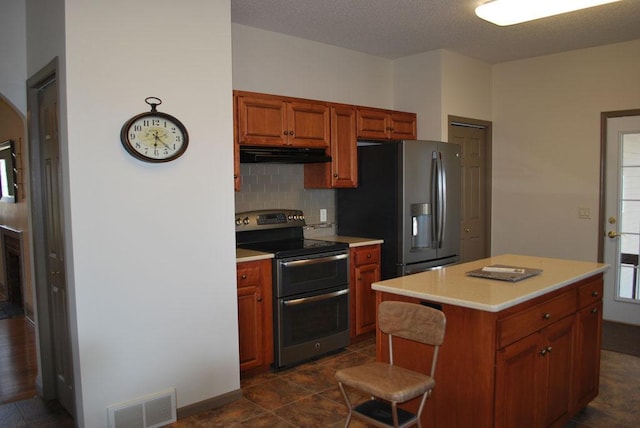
{"left": 337, "top": 382, "right": 353, "bottom": 427}
{"left": 391, "top": 402, "right": 399, "bottom": 428}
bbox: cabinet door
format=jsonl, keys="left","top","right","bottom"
{"left": 543, "top": 315, "right": 575, "bottom": 428}
{"left": 287, "top": 101, "right": 330, "bottom": 148}
{"left": 237, "top": 260, "right": 273, "bottom": 373}
{"left": 330, "top": 105, "right": 358, "bottom": 187}
{"left": 389, "top": 112, "right": 417, "bottom": 140}
{"left": 574, "top": 301, "right": 602, "bottom": 410}
{"left": 237, "top": 283, "right": 263, "bottom": 371}
{"left": 237, "top": 95, "right": 288, "bottom": 146}
{"left": 304, "top": 105, "right": 357, "bottom": 188}
{"left": 356, "top": 108, "right": 390, "bottom": 140}
{"left": 495, "top": 332, "right": 544, "bottom": 428}
{"left": 233, "top": 94, "right": 241, "bottom": 191}
{"left": 351, "top": 245, "right": 381, "bottom": 337}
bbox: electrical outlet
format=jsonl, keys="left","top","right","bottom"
{"left": 320, "top": 209, "right": 327, "bottom": 223}
{"left": 578, "top": 207, "right": 591, "bottom": 219}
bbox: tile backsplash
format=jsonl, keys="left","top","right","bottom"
{"left": 234, "top": 163, "right": 336, "bottom": 237}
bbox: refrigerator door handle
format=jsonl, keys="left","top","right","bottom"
{"left": 431, "top": 152, "right": 439, "bottom": 248}
{"left": 438, "top": 152, "right": 447, "bottom": 248}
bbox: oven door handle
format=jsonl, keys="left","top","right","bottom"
{"left": 283, "top": 288, "right": 349, "bottom": 306}
{"left": 280, "top": 253, "right": 348, "bottom": 267}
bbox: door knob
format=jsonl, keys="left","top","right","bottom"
{"left": 608, "top": 230, "right": 622, "bottom": 238}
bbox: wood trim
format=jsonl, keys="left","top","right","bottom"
{"left": 598, "top": 109, "right": 640, "bottom": 262}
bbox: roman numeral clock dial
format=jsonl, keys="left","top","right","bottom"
{"left": 120, "top": 97, "right": 189, "bottom": 163}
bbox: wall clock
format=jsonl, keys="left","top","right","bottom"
{"left": 120, "top": 97, "right": 189, "bottom": 163}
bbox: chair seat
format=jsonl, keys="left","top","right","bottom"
{"left": 336, "top": 362, "right": 435, "bottom": 403}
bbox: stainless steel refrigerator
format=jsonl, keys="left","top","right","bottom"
{"left": 337, "top": 140, "right": 461, "bottom": 279}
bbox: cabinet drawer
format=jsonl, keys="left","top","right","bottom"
{"left": 498, "top": 290, "right": 577, "bottom": 348}
{"left": 353, "top": 245, "right": 381, "bottom": 266}
{"left": 578, "top": 278, "right": 603, "bottom": 308}
{"left": 237, "top": 265, "right": 262, "bottom": 285}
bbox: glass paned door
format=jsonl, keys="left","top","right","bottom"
{"left": 604, "top": 115, "right": 640, "bottom": 326}
{"left": 619, "top": 133, "right": 640, "bottom": 300}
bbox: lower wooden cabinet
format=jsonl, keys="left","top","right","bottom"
{"left": 236, "top": 259, "right": 273, "bottom": 374}
{"left": 350, "top": 244, "right": 381, "bottom": 338}
{"left": 495, "top": 315, "right": 575, "bottom": 428}
{"left": 573, "top": 278, "right": 603, "bottom": 411}
{"left": 376, "top": 274, "right": 604, "bottom": 427}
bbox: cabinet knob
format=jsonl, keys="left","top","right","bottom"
{"left": 284, "top": 131, "right": 289, "bottom": 136}
{"left": 234, "top": 174, "right": 238, "bottom": 179}
{"left": 333, "top": 173, "right": 338, "bottom": 178}
{"left": 290, "top": 130, "right": 294, "bottom": 136}
{"left": 367, "top": 253, "right": 372, "bottom": 259}
{"left": 591, "top": 291, "right": 599, "bottom": 297}
{"left": 543, "top": 313, "right": 551, "bottom": 320}
{"left": 591, "top": 307, "right": 598, "bottom": 314}
{"left": 540, "top": 348, "right": 548, "bottom": 356}
{"left": 546, "top": 346, "right": 553, "bottom": 354}
{"left": 257, "top": 297, "right": 263, "bottom": 302}
{"left": 241, "top": 274, "right": 247, "bottom": 279}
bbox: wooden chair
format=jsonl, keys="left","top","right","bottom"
{"left": 335, "top": 301, "right": 446, "bottom": 428}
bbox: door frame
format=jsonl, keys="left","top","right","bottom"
{"left": 598, "top": 109, "right": 640, "bottom": 262}
{"left": 448, "top": 115, "right": 493, "bottom": 259}
{"left": 26, "top": 57, "right": 68, "bottom": 403}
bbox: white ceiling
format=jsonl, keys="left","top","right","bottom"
{"left": 231, "top": 0, "right": 640, "bottom": 64}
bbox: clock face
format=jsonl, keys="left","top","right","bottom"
{"left": 121, "top": 112, "right": 188, "bottom": 162}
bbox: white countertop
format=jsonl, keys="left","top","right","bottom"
{"left": 236, "top": 248, "right": 274, "bottom": 263}
{"left": 319, "top": 235, "right": 384, "bottom": 247}
{"left": 371, "top": 254, "right": 609, "bottom": 312}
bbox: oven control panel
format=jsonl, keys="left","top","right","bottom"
{"left": 235, "top": 209, "right": 306, "bottom": 231}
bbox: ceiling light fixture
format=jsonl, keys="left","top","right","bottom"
{"left": 475, "top": 0, "right": 621, "bottom": 26}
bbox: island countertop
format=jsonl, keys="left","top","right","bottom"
{"left": 371, "top": 254, "right": 609, "bottom": 312}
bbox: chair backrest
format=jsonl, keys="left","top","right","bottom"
{"left": 378, "top": 301, "right": 446, "bottom": 347}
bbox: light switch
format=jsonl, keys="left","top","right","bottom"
{"left": 578, "top": 207, "right": 591, "bottom": 219}
{"left": 320, "top": 209, "right": 327, "bottom": 222}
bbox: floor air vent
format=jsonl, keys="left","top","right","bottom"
{"left": 107, "top": 388, "right": 176, "bottom": 428}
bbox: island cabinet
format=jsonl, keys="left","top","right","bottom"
{"left": 235, "top": 91, "right": 330, "bottom": 149}
{"left": 349, "top": 244, "right": 381, "bottom": 339}
{"left": 356, "top": 107, "right": 417, "bottom": 141}
{"left": 304, "top": 104, "right": 358, "bottom": 189}
{"left": 375, "top": 268, "right": 605, "bottom": 428}
{"left": 236, "top": 259, "right": 273, "bottom": 375}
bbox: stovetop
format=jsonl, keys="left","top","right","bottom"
{"left": 235, "top": 209, "right": 347, "bottom": 258}
{"left": 239, "top": 238, "right": 348, "bottom": 258}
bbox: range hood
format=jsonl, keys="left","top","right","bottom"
{"left": 239, "top": 146, "right": 331, "bottom": 164}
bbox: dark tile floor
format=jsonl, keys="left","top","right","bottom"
{"left": 167, "top": 338, "right": 640, "bottom": 428}
{"left": 1, "top": 335, "right": 638, "bottom": 427}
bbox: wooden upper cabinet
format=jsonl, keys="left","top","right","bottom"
{"left": 304, "top": 104, "right": 357, "bottom": 189}
{"left": 233, "top": 94, "right": 241, "bottom": 191}
{"left": 356, "top": 107, "right": 416, "bottom": 140}
{"left": 236, "top": 92, "right": 329, "bottom": 148}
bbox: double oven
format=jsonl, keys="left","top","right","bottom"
{"left": 236, "top": 209, "right": 350, "bottom": 368}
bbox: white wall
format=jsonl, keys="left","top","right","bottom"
{"left": 492, "top": 40, "right": 640, "bottom": 261}
{"left": 441, "top": 50, "right": 492, "bottom": 128}
{"left": 392, "top": 50, "right": 444, "bottom": 140}
{"left": 0, "top": 0, "right": 27, "bottom": 113}
{"left": 232, "top": 23, "right": 393, "bottom": 108}
{"left": 27, "top": 1, "right": 237, "bottom": 427}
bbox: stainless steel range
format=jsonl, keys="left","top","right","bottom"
{"left": 235, "top": 209, "right": 350, "bottom": 368}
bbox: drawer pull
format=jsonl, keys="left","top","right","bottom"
{"left": 546, "top": 346, "right": 553, "bottom": 353}
{"left": 540, "top": 348, "right": 548, "bottom": 356}
{"left": 591, "top": 307, "right": 598, "bottom": 314}
{"left": 241, "top": 274, "right": 247, "bottom": 279}
{"left": 543, "top": 313, "right": 551, "bottom": 320}
{"left": 367, "top": 253, "right": 372, "bottom": 258}
{"left": 592, "top": 291, "right": 599, "bottom": 297}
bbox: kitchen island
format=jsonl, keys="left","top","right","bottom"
{"left": 372, "top": 254, "right": 608, "bottom": 428}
